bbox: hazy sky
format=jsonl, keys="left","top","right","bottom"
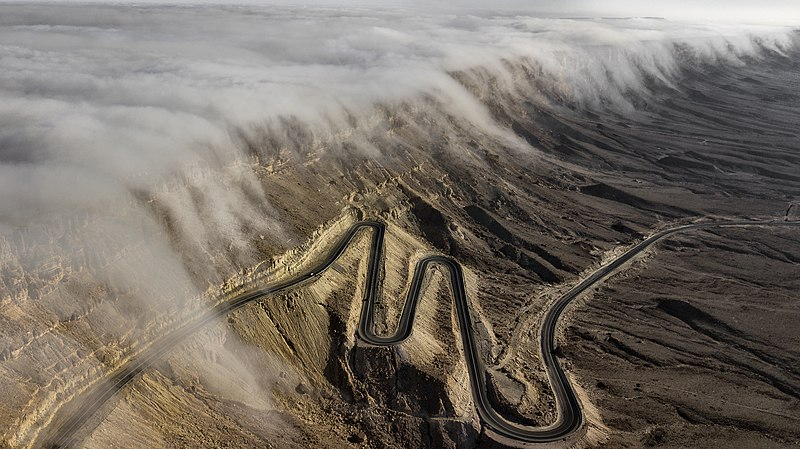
{"left": 3, "top": 0, "right": 797, "bottom": 23}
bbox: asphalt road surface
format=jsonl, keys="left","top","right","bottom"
{"left": 41, "top": 218, "right": 799, "bottom": 447}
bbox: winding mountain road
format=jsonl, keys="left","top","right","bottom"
{"left": 41, "top": 218, "right": 799, "bottom": 447}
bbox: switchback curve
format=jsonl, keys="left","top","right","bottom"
{"left": 41, "top": 218, "right": 800, "bottom": 447}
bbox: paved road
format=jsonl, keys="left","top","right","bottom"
{"left": 41, "top": 219, "right": 799, "bottom": 447}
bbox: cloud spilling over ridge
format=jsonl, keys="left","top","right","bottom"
{"left": 0, "top": 3, "right": 795, "bottom": 305}
{"left": 0, "top": 5, "right": 794, "bottom": 218}
{"left": 0, "top": 4, "right": 797, "bottom": 445}
{"left": 0, "top": 4, "right": 796, "bottom": 307}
